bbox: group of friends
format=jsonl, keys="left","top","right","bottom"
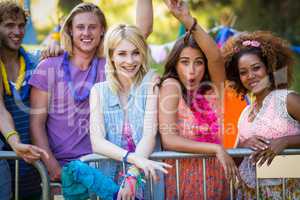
{"left": 0, "top": 0, "right": 300, "bottom": 199}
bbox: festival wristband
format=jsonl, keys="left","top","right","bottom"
{"left": 125, "top": 176, "right": 136, "bottom": 195}
{"left": 4, "top": 130, "right": 19, "bottom": 141}
{"left": 122, "top": 151, "right": 131, "bottom": 164}
{"left": 128, "top": 165, "right": 140, "bottom": 177}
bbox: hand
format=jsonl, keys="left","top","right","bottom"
{"left": 117, "top": 177, "right": 137, "bottom": 200}
{"left": 10, "top": 142, "right": 49, "bottom": 164}
{"left": 165, "top": 0, "right": 191, "bottom": 24}
{"left": 46, "top": 160, "right": 62, "bottom": 181}
{"left": 129, "top": 153, "right": 172, "bottom": 181}
{"left": 251, "top": 137, "right": 287, "bottom": 166}
{"left": 40, "top": 42, "right": 63, "bottom": 60}
{"left": 216, "top": 146, "right": 240, "bottom": 183}
{"left": 239, "top": 135, "right": 270, "bottom": 151}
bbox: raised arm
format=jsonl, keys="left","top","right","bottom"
{"left": 0, "top": 75, "right": 48, "bottom": 163}
{"left": 29, "top": 87, "right": 59, "bottom": 181}
{"left": 136, "top": 0, "right": 153, "bottom": 39}
{"left": 165, "top": 0, "right": 225, "bottom": 89}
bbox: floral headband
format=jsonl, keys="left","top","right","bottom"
{"left": 242, "top": 40, "right": 261, "bottom": 47}
{"left": 234, "top": 40, "right": 261, "bottom": 52}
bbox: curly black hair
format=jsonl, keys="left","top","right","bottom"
{"left": 222, "top": 31, "right": 294, "bottom": 96}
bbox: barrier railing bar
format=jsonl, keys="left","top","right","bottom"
{"left": 0, "top": 151, "right": 50, "bottom": 200}
{"left": 230, "top": 180, "right": 233, "bottom": 200}
{"left": 149, "top": 176, "right": 153, "bottom": 200}
{"left": 175, "top": 159, "right": 180, "bottom": 199}
{"left": 282, "top": 178, "right": 286, "bottom": 200}
{"left": 202, "top": 158, "right": 207, "bottom": 200}
{"left": 256, "top": 166, "right": 259, "bottom": 200}
{"left": 81, "top": 149, "right": 300, "bottom": 162}
{"left": 79, "top": 148, "right": 300, "bottom": 200}
{"left": 15, "top": 160, "right": 19, "bottom": 200}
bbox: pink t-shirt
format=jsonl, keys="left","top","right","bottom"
{"left": 29, "top": 54, "right": 105, "bottom": 165}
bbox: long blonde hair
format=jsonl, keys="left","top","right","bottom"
{"left": 104, "top": 24, "right": 150, "bottom": 93}
{"left": 60, "top": 2, "right": 107, "bottom": 57}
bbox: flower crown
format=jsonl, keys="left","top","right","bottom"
{"left": 242, "top": 40, "right": 261, "bottom": 47}
{"left": 234, "top": 40, "right": 261, "bottom": 52}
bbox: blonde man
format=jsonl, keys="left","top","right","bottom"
{"left": 29, "top": 1, "right": 153, "bottom": 182}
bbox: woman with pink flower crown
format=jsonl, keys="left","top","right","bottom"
{"left": 158, "top": 0, "right": 239, "bottom": 199}
{"left": 223, "top": 31, "right": 300, "bottom": 199}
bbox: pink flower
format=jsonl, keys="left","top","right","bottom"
{"left": 242, "top": 40, "right": 261, "bottom": 47}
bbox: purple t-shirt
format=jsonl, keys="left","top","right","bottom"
{"left": 29, "top": 54, "right": 105, "bottom": 165}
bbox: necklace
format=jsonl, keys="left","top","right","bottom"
{"left": 188, "top": 90, "right": 220, "bottom": 144}
{"left": 248, "top": 101, "right": 260, "bottom": 122}
{"left": 62, "top": 52, "right": 99, "bottom": 102}
{"left": 0, "top": 55, "right": 26, "bottom": 96}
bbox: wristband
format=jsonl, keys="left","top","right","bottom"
{"left": 4, "top": 130, "right": 19, "bottom": 141}
{"left": 122, "top": 151, "right": 131, "bottom": 175}
{"left": 189, "top": 17, "right": 198, "bottom": 32}
{"left": 184, "top": 17, "right": 198, "bottom": 44}
{"left": 122, "top": 151, "right": 131, "bottom": 164}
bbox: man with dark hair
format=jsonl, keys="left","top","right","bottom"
{"left": 0, "top": 1, "right": 48, "bottom": 199}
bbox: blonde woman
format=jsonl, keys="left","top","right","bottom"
{"left": 89, "top": 24, "right": 170, "bottom": 200}
{"left": 29, "top": 1, "right": 153, "bottom": 182}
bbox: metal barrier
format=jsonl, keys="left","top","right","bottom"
{"left": 1, "top": 148, "right": 298, "bottom": 199}
{"left": 80, "top": 148, "right": 300, "bottom": 200}
{"left": 0, "top": 151, "right": 50, "bottom": 200}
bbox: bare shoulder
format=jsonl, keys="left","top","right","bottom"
{"left": 287, "top": 92, "right": 300, "bottom": 120}
{"left": 160, "top": 78, "right": 181, "bottom": 94}
{"left": 159, "top": 78, "right": 182, "bottom": 107}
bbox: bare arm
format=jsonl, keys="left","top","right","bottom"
{"left": 136, "top": 0, "right": 153, "bottom": 39}
{"left": 89, "top": 85, "right": 129, "bottom": 160}
{"left": 30, "top": 87, "right": 60, "bottom": 180}
{"left": 0, "top": 75, "right": 48, "bottom": 163}
{"left": 159, "top": 78, "right": 221, "bottom": 153}
{"left": 251, "top": 92, "right": 300, "bottom": 166}
{"left": 268, "top": 92, "right": 300, "bottom": 149}
{"left": 135, "top": 74, "right": 159, "bottom": 157}
{"left": 0, "top": 75, "right": 16, "bottom": 136}
{"left": 90, "top": 85, "right": 170, "bottom": 178}
{"left": 159, "top": 78, "right": 238, "bottom": 180}
{"left": 165, "top": 0, "right": 225, "bottom": 90}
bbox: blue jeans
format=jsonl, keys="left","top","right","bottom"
{"left": 0, "top": 139, "right": 11, "bottom": 200}
{"left": 0, "top": 160, "right": 11, "bottom": 200}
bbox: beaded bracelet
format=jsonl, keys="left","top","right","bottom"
{"left": 4, "top": 130, "right": 19, "bottom": 141}
{"left": 122, "top": 151, "right": 131, "bottom": 163}
{"left": 128, "top": 165, "right": 140, "bottom": 177}
{"left": 184, "top": 17, "right": 198, "bottom": 43}
{"left": 189, "top": 17, "right": 198, "bottom": 32}
{"left": 122, "top": 151, "right": 131, "bottom": 175}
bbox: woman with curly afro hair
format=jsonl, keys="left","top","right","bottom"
{"left": 223, "top": 31, "right": 300, "bottom": 199}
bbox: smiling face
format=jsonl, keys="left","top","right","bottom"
{"left": 0, "top": 13, "right": 25, "bottom": 51}
{"left": 176, "top": 47, "right": 206, "bottom": 91}
{"left": 238, "top": 53, "right": 270, "bottom": 95}
{"left": 112, "top": 39, "right": 142, "bottom": 80}
{"left": 70, "top": 12, "right": 103, "bottom": 56}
